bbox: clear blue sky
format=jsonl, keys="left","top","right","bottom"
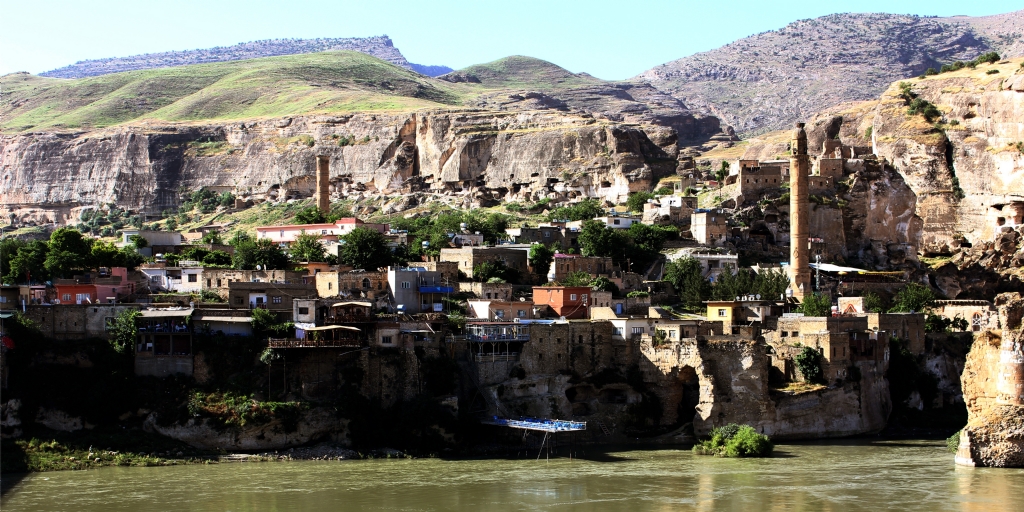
{"left": 0, "top": 0, "right": 1016, "bottom": 80}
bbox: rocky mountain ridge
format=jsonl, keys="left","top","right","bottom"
{"left": 638, "top": 10, "right": 1024, "bottom": 135}
{"left": 38, "top": 36, "right": 453, "bottom": 79}
{"left": 737, "top": 57, "right": 1024, "bottom": 297}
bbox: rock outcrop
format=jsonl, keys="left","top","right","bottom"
{"left": 0, "top": 111, "right": 703, "bottom": 224}
{"left": 956, "top": 292, "right": 1024, "bottom": 467}
{"left": 144, "top": 408, "right": 349, "bottom": 451}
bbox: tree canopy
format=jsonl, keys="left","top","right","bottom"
{"left": 339, "top": 227, "right": 392, "bottom": 271}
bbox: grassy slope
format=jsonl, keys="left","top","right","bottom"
{"left": 0, "top": 53, "right": 610, "bottom": 133}
{"left": 0, "top": 51, "right": 466, "bottom": 132}
{"left": 446, "top": 55, "right": 603, "bottom": 90}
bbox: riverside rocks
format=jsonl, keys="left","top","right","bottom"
{"left": 956, "top": 293, "right": 1024, "bottom": 467}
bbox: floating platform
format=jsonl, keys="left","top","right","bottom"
{"left": 486, "top": 416, "right": 586, "bottom": 432}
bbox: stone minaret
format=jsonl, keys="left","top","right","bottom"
{"left": 789, "top": 123, "right": 811, "bottom": 300}
{"left": 315, "top": 155, "right": 331, "bottom": 213}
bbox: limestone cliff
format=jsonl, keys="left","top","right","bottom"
{"left": 0, "top": 111, "right": 688, "bottom": 225}
{"left": 956, "top": 293, "right": 1024, "bottom": 467}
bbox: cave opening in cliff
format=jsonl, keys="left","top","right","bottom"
{"left": 671, "top": 366, "right": 700, "bottom": 426}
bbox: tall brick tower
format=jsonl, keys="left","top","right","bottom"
{"left": 789, "top": 123, "right": 812, "bottom": 300}
{"left": 316, "top": 155, "right": 331, "bottom": 213}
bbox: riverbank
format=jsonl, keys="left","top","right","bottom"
{"left": 5, "top": 440, "right": 1022, "bottom": 512}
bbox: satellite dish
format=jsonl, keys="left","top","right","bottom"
{"left": 256, "top": 264, "right": 262, "bottom": 270}
{"left": 756, "top": 294, "right": 762, "bottom": 300}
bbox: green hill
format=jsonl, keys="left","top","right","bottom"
{"left": 0, "top": 51, "right": 464, "bottom": 132}
{"left": 441, "top": 55, "right": 601, "bottom": 90}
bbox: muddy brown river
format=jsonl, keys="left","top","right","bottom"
{"left": 3, "top": 440, "right": 1023, "bottom": 511}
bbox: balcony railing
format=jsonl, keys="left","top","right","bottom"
{"left": 267, "top": 338, "right": 362, "bottom": 348}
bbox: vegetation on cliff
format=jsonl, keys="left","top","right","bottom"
{"left": 693, "top": 424, "right": 774, "bottom": 457}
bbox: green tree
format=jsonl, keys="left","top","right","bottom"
{"left": 232, "top": 238, "right": 290, "bottom": 270}
{"left": 626, "top": 191, "right": 656, "bottom": 213}
{"left": 202, "top": 250, "right": 233, "bottom": 267}
{"left": 664, "top": 257, "right": 710, "bottom": 312}
{"left": 291, "top": 232, "right": 327, "bottom": 263}
{"left": 294, "top": 206, "right": 328, "bottom": 224}
{"left": 794, "top": 346, "right": 825, "bottom": 384}
{"left": 889, "top": 283, "right": 935, "bottom": 313}
{"left": 45, "top": 227, "right": 94, "bottom": 278}
{"left": 546, "top": 198, "right": 604, "bottom": 222}
{"left": 712, "top": 265, "right": 757, "bottom": 301}
{"left": 339, "top": 227, "right": 392, "bottom": 271}
{"left": 1, "top": 238, "right": 27, "bottom": 284}
{"left": 4, "top": 240, "right": 49, "bottom": 284}
{"left": 560, "top": 270, "right": 593, "bottom": 287}
{"left": 863, "top": 292, "right": 887, "bottom": 313}
{"left": 589, "top": 276, "right": 619, "bottom": 294}
{"left": 796, "top": 292, "right": 832, "bottom": 317}
{"left": 200, "top": 231, "right": 224, "bottom": 245}
{"left": 106, "top": 309, "right": 140, "bottom": 354}
{"left": 473, "top": 261, "right": 519, "bottom": 284}
{"left": 752, "top": 268, "right": 790, "bottom": 300}
{"left": 715, "top": 161, "right": 729, "bottom": 186}
{"left": 578, "top": 220, "right": 621, "bottom": 258}
{"left": 628, "top": 223, "right": 675, "bottom": 254}
{"left": 129, "top": 234, "right": 149, "bottom": 249}
{"left": 528, "top": 243, "right": 555, "bottom": 276}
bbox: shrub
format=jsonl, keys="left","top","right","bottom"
{"left": 986, "top": 69, "right": 1000, "bottom": 75}
{"left": 694, "top": 424, "right": 773, "bottom": 457}
{"left": 864, "top": 126, "right": 873, "bottom": 139}
{"left": 655, "top": 186, "right": 673, "bottom": 195}
{"left": 925, "top": 68, "right": 938, "bottom": 76}
{"left": 795, "top": 346, "right": 825, "bottom": 384}
{"left": 626, "top": 191, "right": 656, "bottom": 213}
{"left": 947, "top": 431, "right": 961, "bottom": 454}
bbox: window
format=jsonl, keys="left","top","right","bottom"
{"left": 791, "top": 331, "right": 799, "bottom": 337}
{"left": 188, "top": 274, "right": 198, "bottom": 283}
{"left": 615, "top": 327, "right": 624, "bottom": 336}
{"left": 382, "top": 336, "right": 393, "bottom": 345}
{"left": 668, "top": 330, "right": 676, "bottom": 339}
{"left": 613, "top": 219, "right": 620, "bottom": 225}
{"left": 570, "top": 294, "right": 577, "bottom": 301}
{"left": 63, "top": 294, "right": 71, "bottom": 302}
{"left": 495, "top": 310, "right": 505, "bottom": 319}
{"left": 631, "top": 327, "right": 645, "bottom": 334}
{"left": 328, "top": 282, "right": 333, "bottom": 290}
{"left": 217, "top": 279, "right": 222, "bottom": 287}
{"left": 206, "top": 279, "right": 211, "bottom": 287}
{"left": 272, "top": 296, "right": 282, "bottom": 304}
{"left": 402, "top": 281, "right": 411, "bottom": 289}
{"left": 279, "top": 230, "right": 284, "bottom": 238}
{"left": 151, "top": 276, "right": 160, "bottom": 283}
{"left": 582, "top": 294, "right": 588, "bottom": 303}
{"left": 544, "top": 231, "right": 551, "bottom": 238}
{"left": 362, "top": 278, "right": 371, "bottom": 289}
{"left": 718, "top": 308, "right": 727, "bottom": 317}
{"left": 517, "top": 310, "right": 527, "bottom": 318}
{"left": 298, "top": 307, "right": 309, "bottom": 315}
{"left": 235, "top": 297, "right": 243, "bottom": 305}
{"left": 321, "top": 230, "right": 328, "bottom": 235}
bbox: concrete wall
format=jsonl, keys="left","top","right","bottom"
{"left": 23, "top": 304, "right": 139, "bottom": 340}
{"left": 135, "top": 355, "right": 194, "bottom": 377}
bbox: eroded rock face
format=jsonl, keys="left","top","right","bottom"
{"left": 957, "top": 292, "right": 1024, "bottom": 467}
{"left": 0, "top": 111, "right": 692, "bottom": 223}
{"left": 872, "top": 64, "right": 1024, "bottom": 257}
{"left": 641, "top": 338, "right": 890, "bottom": 439}
{"left": 143, "top": 408, "right": 348, "bottom": 451}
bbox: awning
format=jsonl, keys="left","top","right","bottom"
{"left": 139, "top": 308, "right": 193, "bottom": 318}
{"left": 332, "top": 302, "right": 373, "bottom": 307}
{"left": 195, "top": 316, "right": 253, "bottom": 323}
{"left": 303, "top": 325, "right": 361, "bottom": 332}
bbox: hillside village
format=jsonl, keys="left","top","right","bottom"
{"left": 2, "top": 121, "right": 992, "bottom": 453}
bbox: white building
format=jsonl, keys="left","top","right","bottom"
{"left": 141, "top": 261, "right": 204, "bottom": 293}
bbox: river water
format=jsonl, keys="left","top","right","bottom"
{"left": 3, "top": 440, "right": 1023, "bottom": 511}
